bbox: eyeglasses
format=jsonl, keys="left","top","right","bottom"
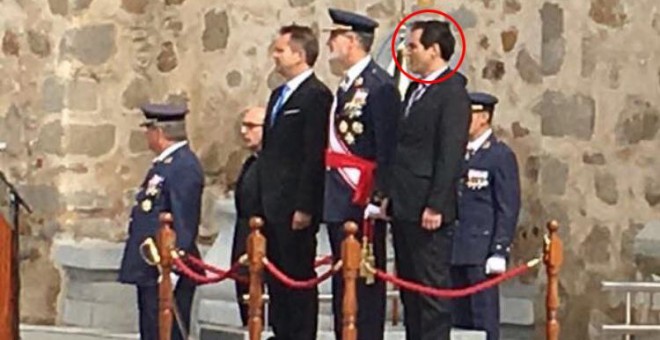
{"left": 242, "top": 122, "right": 264, "bottom": 129}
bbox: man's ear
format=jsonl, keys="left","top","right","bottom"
{"left": 432, "top": 43, "right": 442, "bottom": 59}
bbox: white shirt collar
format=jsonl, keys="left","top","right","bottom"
{"left": 284, "top": 68, "right": 313, "bottom": 93}
{"left": 340, "top": 56, "right": 372, "bottom": 90}
{"left": 467, "top": 128, "right": 493, "bottom": 152}
{"left": 154, "top": 140, "right": 188, "bottom": 163}
{"left": 422, "top": 65, "right": 449, "bottom": 82}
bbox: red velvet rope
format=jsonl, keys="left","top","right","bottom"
{"left": 375, "top": 263, "right": 531, "bottom": 298}
{"left": 314, "top": 255, "right": 333, "bottom": 267}
{"left": 172, "top": 257, "right": 244, "bottom": 285}
{"left": 183, "top": 255, "right": 249, "bottom": 284}
{"left": 263, "top": 259, "right": 338, "bottom": 289}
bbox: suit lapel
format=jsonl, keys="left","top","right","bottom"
{"left": 405, "top": 67, "right": 454, "bottom": 117}
{"left": 265, "top": 87, "right": 280, "bottom": 129}
{"left": 267, "top": 73, "right": 314, "bottom": 128}
{"left": 470, "top": 134, "right": 495, "bottom": 164}
{"left": 281, "top": 74, "right": 314, "bottom": 112}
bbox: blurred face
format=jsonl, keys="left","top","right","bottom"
{"left": 144, "top": 126, "right": 163, "bottom": 153}
{"left": 469, "top": 110, "right": 491, "bottom": 139}
{"left": 272, "top": 33, "right": 304, "bottom": 77}
{"left": 240, "top": 108, "right": 265, "bottom": 151}
{"left": 405, "top": 28, "right": 437, "bottom": 76}
{"left": 326, "top": 30, "right": 353, "bottom": 72}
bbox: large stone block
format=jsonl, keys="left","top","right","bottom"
{"left": 42, "top": 77, "right": 65, "bottom": 113}
{"left": 128, "top": 130, "right": 148, "bottom": 154}
{"left": 68, "top": 78, "right": 98, "bottom": 111}
{"left": 63, "top": 217, "right": 121, "bottom": 240}
{"left": 450, "top": 6, "right": 478, "bottom": 29}
{"left": 0, "top": 104, "right": 24, "bottom": 155}
{"left": 615, "top": 96, "right": 660, "bottom": 145}
{"left": 594, "top": 171, "right": 618, "bottom": 205}
{"left": 28, "top": 30, "right": 51, "bottom": 58}
{"left": 3, "top": 30, "right": 20, "bottom": 56}
{"left": 122, "top": 77, "right": 150, "bottom": 110}
{"left": 202, "top": 10, "right": 229, "bottom": 52}
{"left": 35, "top": 120, "right": 64, "bottom": 155}
{"left": 18, "top": 184, "right": 63, "bottom": 216}
{"left": 589, "top": 0, "right": 627, "bottom": 28}
{"left": 533, "top": 90, "right": 595, "bottom": 140}
{"left": 540, "top": 2, "right": 565, "bottom": 75}
{"left": 61, "top": 24, "right": 117, "bottom": 65}
{"left": 48, "top": 0, "right": 67, "bottom": 16}
{"left": 501, "top": 28, "right": 518, "bottom": 52}
{"left": 645, "top": 177, "right": 660, "bottom": 208}
{"left": 63, "top": 191, "right": 113, "bottom": 213}
{"left": 121, "top": 0, "right": 148, "bottom": 14}
{"left": 61, "top": 299, "right": 94, "bottom": 327}
{"left": 53, "top": 238, "right": 125, "bottom": 270}
{"left": 516, "top": 49, "right": 542, "bottom": 84}
{"left": 66, "top": 281, "right": 136, "bottom": 305}
{"left": 89, "top": 301, "right": 138, "bottom": 331}
{"left": 66, "top": 124, "right": 116, "bottom": 157}
{"left": 539, "top": 156, "right": 568, "bottom": 196}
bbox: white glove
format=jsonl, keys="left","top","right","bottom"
{"left": 364, "top": 204, "right": 381, "bottom": 219}
{"left": 170, "top": 272, "right": 179, "bottom": 290}
{"left": 485, "top": 255, "right": 506, "bottom": 275}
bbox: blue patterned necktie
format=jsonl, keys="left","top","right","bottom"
{"left": 270, "top": 85, "right": 290, "bottom": 127}
{"left": 404, "top": 83, "right": 428, "bottom": 118}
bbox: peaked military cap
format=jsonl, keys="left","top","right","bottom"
{"left": 140, "top": 103, "right": 188, "bottom": 127}
{"left": 469, "top": 92, "right": 499, "bottom": 112}
{"left": 325, "top": 8, "right": 379, "bottom": 33}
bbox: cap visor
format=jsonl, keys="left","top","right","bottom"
{"left": 322, "top": 24, "right": 353, "bottom": 32}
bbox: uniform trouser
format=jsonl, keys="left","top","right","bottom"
{"left": 136, "top": 279, "right": 196, "bottom": 340}
{"left": 450, "top": 265, "right": 500, "bottom": 340}
{"left": 264, "top": 220, "right": 319, "bottom": 340}
{"left": 327, "top": 220, "right": 387, "bottom": 340}
{"left": 391, "top": 219, "right": 453, "bottom": 340}
{"left": 231, "top": 218, "right": 251, "bottom": 326}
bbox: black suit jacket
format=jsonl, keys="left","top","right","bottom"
{"left": 390, "top": 69, "right": 471, "bottom": 223}
{"left": 259, "top": 73, "right": 333, "bottom": 223}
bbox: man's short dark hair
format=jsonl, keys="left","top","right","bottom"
{"left": 354, "top": 31, "right": 374, "bottom": 52}
{"left": 279, "top": 24, "right": 319, "bottom": 67}
{"left": 411, "top": 20, "right": 455, "bottom": 61}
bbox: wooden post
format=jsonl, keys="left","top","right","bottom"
{"left": 544, "top": 220, "right": 563, "bottom": 340}
{"left": 157, "top": 213, "right": 176, "bottom": 340}
{"left": 0, "top": 213, "right": 18, "bottom": 340}
{"left": 247, "top": 217, "right": 266, "bottom": 340}
{"left": 342, "top": 221, "right": 361, "bottom": 340}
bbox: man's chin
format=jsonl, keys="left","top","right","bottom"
{"left": 328, "top": 58, "right": 344, "bottom": 76}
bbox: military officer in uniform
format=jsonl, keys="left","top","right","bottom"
{"left": 118, "top": 103, "right": 204, "bottom": 340}
{"left": 450, "top": 92, "right": 521, "bottom": 340}
{"left": 323, "top": 8, "right": 401, "bottom": 340}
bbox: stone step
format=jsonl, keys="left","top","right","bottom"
{"left": 20, "top": 325, "right": 138, "bottom": 340}
{"left": 199, "top": 324, "right": 486, "bottom": 340}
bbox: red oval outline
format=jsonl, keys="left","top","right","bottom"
{"left": 390, "top": 9, "right": 467, "bottom": 85}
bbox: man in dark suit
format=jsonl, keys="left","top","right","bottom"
{"left": 322, "top": 8, "right": 400, "bottom": 340}
{"left": 258, "top": 24, "right": 333, "bottom": 340}
{"left": 231, "top": 106, "right": 266, "bottom": 326}
{"left": 451, "top": 92, "right": 521, "bottom": 340}
{"left": 118, "top": 103, "right": 204, "bottom": 340}
{"left": 389, "top": 20, "right": 471, "bottom": 340}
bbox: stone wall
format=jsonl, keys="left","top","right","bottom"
{"left": 0, "top": 0, "right": 658, "bottom": 338}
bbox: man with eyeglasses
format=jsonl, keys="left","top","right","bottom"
{"left": 231, "top": 106, "right": 266, "bottom": 326}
